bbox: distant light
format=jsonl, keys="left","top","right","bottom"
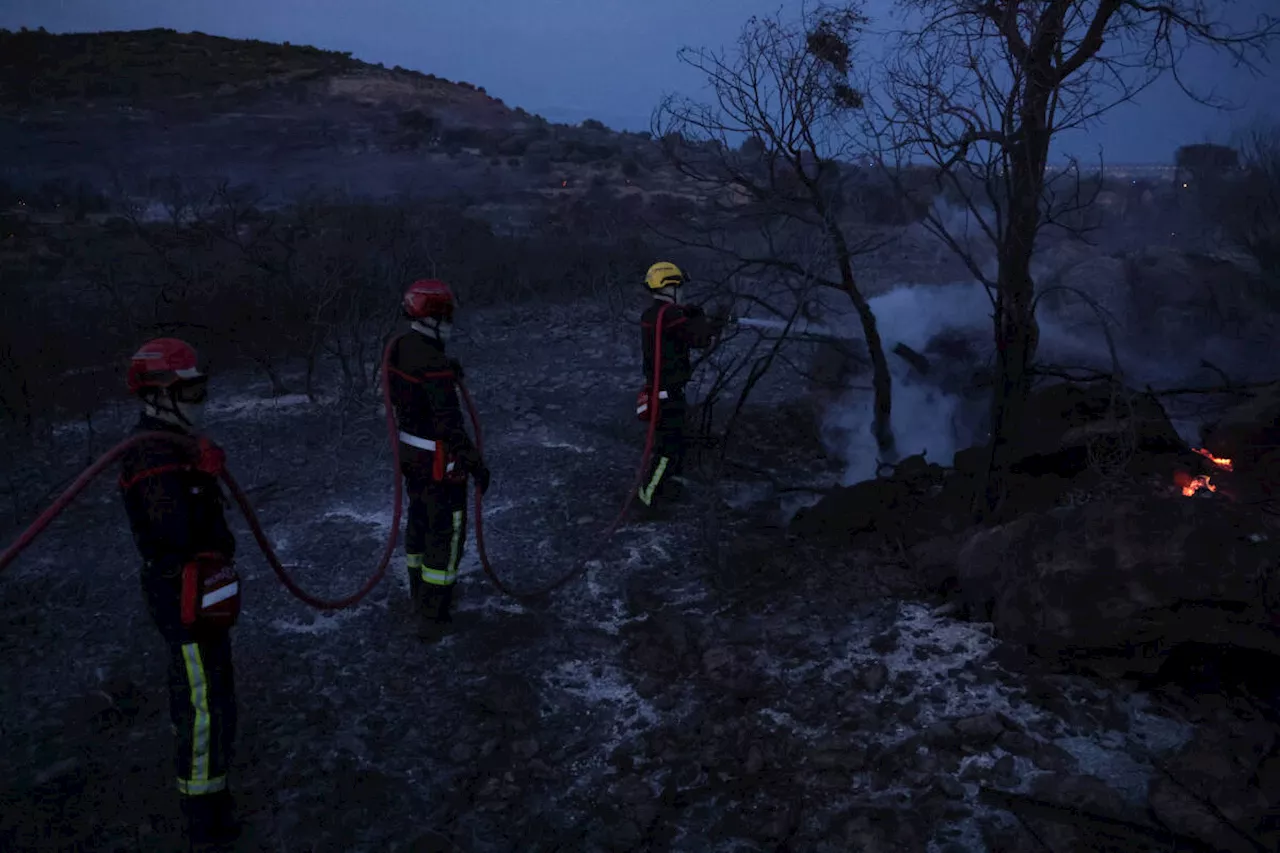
{"left": 1182, "top": 183, "right": 1188, "bottom": 188}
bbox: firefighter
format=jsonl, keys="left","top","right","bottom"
{"left": 637, "top": 261, "right": 725, "bottom": 515}
{"left": 118, "top": 338, "right": 241, "bottom": 846}
{"left": 387, "top": 279, "right": 491, "bottom": 641}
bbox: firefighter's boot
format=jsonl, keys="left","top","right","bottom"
{"left": 181, "top": 790, "right": 240, "bottom": 848}
{"left": 415, "top": 584, "right": 455, "bottom": 642}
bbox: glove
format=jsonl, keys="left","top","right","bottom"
{"left": 707, "top": 298, "right": 733, "bottom": 328}
{"left": 448, "top": 357, "right": 465, "bottom": 381}
{"left": 472, "top": 464, "right": 491, "bottom": 495}
{"left": 195, "top": 437, "right": 226, "bottom": 477}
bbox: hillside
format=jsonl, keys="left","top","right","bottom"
{"left": 0, "top": 27, "right": 515, "bottom": 124}
{"left": 0, "top": 28, "right": 694, "bottom": 205}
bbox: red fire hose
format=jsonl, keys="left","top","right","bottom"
{"left": 0, "top": 310, "right": 670, "bottom": 608}
{"left": 0, "top": 336, "right": 408, "bottom": 610}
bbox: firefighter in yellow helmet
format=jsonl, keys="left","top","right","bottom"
{"left": 636, "top": 261, "right": 725, "bottom": 516}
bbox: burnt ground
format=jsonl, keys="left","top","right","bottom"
{"left": 0, "top": 297, "right": 1262, "bottom": 852}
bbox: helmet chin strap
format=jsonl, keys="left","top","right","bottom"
{"left": 143, "top": 391, "right": 200, "bottom": 429}
{"left": 411, "top": 318, "right": 452, "bottom": 344}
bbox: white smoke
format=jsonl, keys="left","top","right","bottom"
{"left": 817, "top": 201, "right": 1274, "bottom": 485}
{"left": 822, "top": 281, "right": 992, "bottom": 485}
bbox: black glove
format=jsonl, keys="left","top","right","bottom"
{"left": 473, "top": 464, "right": 491, "bottom": 495}
{"left": 448, "top": 358, "right": 465, "bottom": 381}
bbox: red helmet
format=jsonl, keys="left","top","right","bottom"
{"left": 126, "top": 338, "right": 206, "bottom": 394}
{"left": 402, "top": 279, "right": 455, "bottom": 321}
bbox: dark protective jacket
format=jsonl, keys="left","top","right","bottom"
{"left": 387, "top": 330, "right": 480, "bottom": 472}
{"left": 640, "top": 301, "right": 720, "bottom": 395}
{"left": 118, "top": 415, "right": 236, "bottom": 634}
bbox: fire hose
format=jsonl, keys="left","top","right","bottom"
{"left": 0, "top": 337, "right": 410, "bottom": 610}
{"left": 459, "top": 303, "right": 669, "bottom": 600}
{"left": 0, "top": 311, "right": 671, "bottom": 608}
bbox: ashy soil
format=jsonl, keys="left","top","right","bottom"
{"left": 0, "top": 297, "right": 1251, "bottom": 852}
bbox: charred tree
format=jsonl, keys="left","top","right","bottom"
{"left": 879, "top": 0, "right": 1278, "bottom": 516}
{"left": 653, "top": 5, "right": 899, "bottom": 459}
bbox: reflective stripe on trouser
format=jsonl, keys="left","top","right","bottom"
{"left": 403, "top": 474, "right": 468, "bottom": 589}
{"left": 639, "top": 397, "right": 687, "bottom": 507}
{"left": 168, "top": 637, "right": 235, "bottom": 796}
{"left": 422, "top": 509, "right": 464, "bottom": 586}
{"left": 639, "top": 456, "right": 671, "bottom": 506}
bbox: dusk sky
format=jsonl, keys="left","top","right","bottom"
{"left": 3, "top": 0, "right": 1274, "bottom": 163}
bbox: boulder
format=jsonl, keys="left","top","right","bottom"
{"left": 789, "top": 453, "right": 970, "bottom": 546}
{"left": 1201, "top": 382, "right": 1280, "bottom": 498}
{"left": 1008, "top": 381, "right": 1185, "bottom": 476}
{"left": 1148, "top": 715, "right": 1280, "bottom": 853}
{"left": 951, "top": 496, "right": 1280, "bottom": 675}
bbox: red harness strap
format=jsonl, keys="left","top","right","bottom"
{"left": 119, "top": 463, "right": 193, "bottom": 492}
{"left": 387, "top": 366, "right": 456, "bottom": 384}
{"left": 388, "top": 362, "right": 463, "bottom": 483}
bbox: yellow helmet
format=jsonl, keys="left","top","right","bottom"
{"left": 645, "top": 261, "right": 685, "bottom": 291}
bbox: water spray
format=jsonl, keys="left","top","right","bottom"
{"left": 730, "top": 316, "right": 863, "bottom": 343}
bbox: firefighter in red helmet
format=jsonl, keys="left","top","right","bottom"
{"left": 117, "top": 338, "right": 241, "bottom": 846}
{"left": 387, "top": 280, "right": 491, "bottom": 640}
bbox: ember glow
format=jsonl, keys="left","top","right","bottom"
{"left": 1174, "top": 449, "right": 1234, "bottom": 496}
{"left": 1192, "top": 448, "right": 1233, "bottom": 471}
{"left": 1175, "top": 471, "right": 1217, "bottom": 496}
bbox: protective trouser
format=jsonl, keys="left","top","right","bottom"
{"left": 164, "top": 631, "right": 236, "bottom": 798}
{"left": 639, "top": 396, "right": 688, "bottom": 508}
{"left": 404, "top": 473, "right": 468, "bottom": 622}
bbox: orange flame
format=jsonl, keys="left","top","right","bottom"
{"left": 1192, "top": 448, "right": 1233, "bottom": 471}
{"left": 1176, "top": 472, "right": 1217, "bottom": 496}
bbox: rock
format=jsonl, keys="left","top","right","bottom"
{"left": 908, "top": 533, "right": 974, "bottom": 592}
{"left": 745, "top": 744, "right": 765, "bottom": 774}
{"left": 511, "top": 738, "right": 540, "bottom": 760}
{"left": 936, "top": 775, "right": 966, "bottom": 798}
{"left": 447, "top": 743, "right": 475, "bottom": 764}
{"left": 1202, "top": 381, "right": 1280, "bottom": 498}
{"left": 995, "top": 730, "right": 1037, "bottom": 757}
{"left": 788, "top": 456, "right": 953, "bottom": 548}
{"left": 601, "top": 818, "right": 643, "bottom": 850}
{"left": 1148, "top": 720, "right": 1280, "bottom": 853}
{"left": 632, "top": 800, "right": 660, "bottom": 828}
{"left": 860, "top": 662, "right": 888, "bottom": 692}
{"left": 1006, "top": 381, "right": 1185, "bottom": 477}
{"left": 811, "top": 746, "right": 868, "bottom": 772}
{"left": 925, "top": 721, "right": 960, "bottom": 748}
{"left": 1030, "top": 773, "right": 1124, "bottom": 812}
{"left": 701, "top": 646, "right": 732, "bottom": 675}
{"left": 611, "top": 775, "right": 653, "bottom": 805}
{"left": 815, "top": 769, "right": 853, "bottom": 789}
{"left": 699, "top": 645, "right": 767, "bottom": 696}
{"left": 954, "top": 712, "right": 1005, "bottom": 745}
{"left": 954, "top": 496, "right": 1280, "bottom": 675}
{"left": 992, "top": 754, "right": 1019, "bottom": 787}
{"left": 1030, "top": 741, "right": 1078, "bottom": 773}
{"left": 869, "top": 629, "right": 900, "bottom": 654}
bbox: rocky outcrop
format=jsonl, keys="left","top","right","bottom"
{"left": 950, "top": 496, "right": 1280, "bottom": 676}
{"left": 1201, "top": 381, "right": 1280, "bottom": 498}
